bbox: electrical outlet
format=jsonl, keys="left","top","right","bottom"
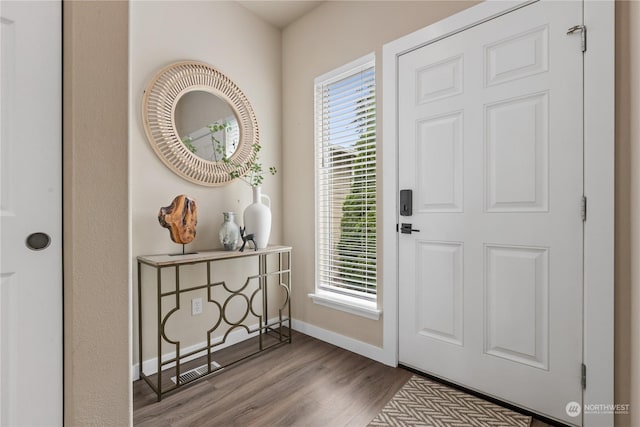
{"left": 191, "top": 298, "right": 203, "bottom": 316}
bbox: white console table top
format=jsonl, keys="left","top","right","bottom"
{"left": 137, "top": 245, "right": 292, "bottom": 267}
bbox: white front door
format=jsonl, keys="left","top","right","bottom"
{"left": 0, "top": 1, "right": 62, "bottom": 425}
{"left": 398, "top": 1, "right": 584, "bottom": 425}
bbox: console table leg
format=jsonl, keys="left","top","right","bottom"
{"left": 138, "top": 261, "right": 143, "bottom": 381}
{"left": 156, "top": 266, "right": 162, "bottom": 401}
{"left": 260, "top": 254, "right": 267, "bottom": 350}
{"left": 288, "top": 251, "right": 292, "bottom": 344}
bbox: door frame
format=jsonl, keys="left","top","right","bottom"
{"left": 381, "top": 1, "right": 614, "bottom": 426}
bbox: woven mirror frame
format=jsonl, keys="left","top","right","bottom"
{"left": 142, "top": 61, "right": 259, "bottom": 186}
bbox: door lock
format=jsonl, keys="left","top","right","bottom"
{"left": 400, "top": 223, "right": 420, "bottom": 234}
{"left": 400, "top": 189, "right": 413, "bottom": 216}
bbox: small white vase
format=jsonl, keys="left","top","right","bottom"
{"left": 219, "top": 212, "right": 240, "bottom": 251}
{"left": 243, "top": 186, "right": 271, "bottom": 249}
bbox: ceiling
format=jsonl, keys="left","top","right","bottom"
{"left": 237, "top": 1, "right": 324, "bottom": 29}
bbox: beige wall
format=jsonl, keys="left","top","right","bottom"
{"left": 63, "top": 1, "right": 131, "bottom": 425}
{"left": 282, "top": 1, "right": 477, "bottom": 346}
{"left": 130, "top": 1, "right": 282, "bottom": 365}
{"left": 615, "top": 1, "right": 640, "bottom": 425}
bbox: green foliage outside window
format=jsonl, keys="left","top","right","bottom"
{"left": 335, "top": 102, "right": 376, "bottom": 295}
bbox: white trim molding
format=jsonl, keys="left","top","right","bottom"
{"left": 308, "top": 292, "right": 381, "bottom": 320}
{"left": 134, "top": 318, "right": 396, "bottom": 381}
{"left": 291, "top": 319, "right": 390, "bottom": 365}
{"left": 382, "top": 1, "right": 614, "bottom": 426}
{"left": 581, "top": 2, "right": 615, "bottom": 426}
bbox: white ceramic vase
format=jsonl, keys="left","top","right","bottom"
{"left": 219, "top": 212, "right": 240, "bottom": 251}
{"left": 243, "top": 186, "right": 271, "bottom": 249}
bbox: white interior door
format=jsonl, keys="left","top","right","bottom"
{"left": 398, "top": 1, "right": 584, "bottom": 425}
{"left": 0, "top": 1, "right": 62, "bottom": 425}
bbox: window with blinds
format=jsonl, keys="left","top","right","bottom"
{"left": 314, "top": 54, "right": 377, "bottom": 302}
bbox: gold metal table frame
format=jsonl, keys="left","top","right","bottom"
{"left": 137, "top": 245, "right": 292, "bottom": 401}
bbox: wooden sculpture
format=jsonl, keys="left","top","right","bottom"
{"left": 158, "top": 195, "right": 198, "bottom": 244}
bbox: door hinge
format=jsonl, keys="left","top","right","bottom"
{"left": 582, "top": 363, "right": 587, "bottom": 389}
{"left": 567, "top": 25, "right": 587, "bottom": 53}
{"left": 581, "top": 196, "right": 587, "bottom": 222}
{"left": 396, "top": 223, "right": 399, "bottom": 233}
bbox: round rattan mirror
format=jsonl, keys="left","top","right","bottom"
{"left": 142, "top": 61, "right": 258, "bottom": 186}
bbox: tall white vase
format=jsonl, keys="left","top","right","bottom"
{"left": 243, "top": 186, "right": 271, "bottom": 249}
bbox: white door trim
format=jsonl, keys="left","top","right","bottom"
{"left": 381, "top": 1, "right": 614, "bottom": 426}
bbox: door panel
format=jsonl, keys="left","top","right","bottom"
{"left": 416, "top": 112, "right": 463, "bottom": 213}
{"left": 415, "top": 241, "right": 463, "bottom": 346}
{"left": 484, "top": 244, "right": 549, "bottom": 370}
{"left": 398, "top": 1, "right": 583, "bottom": 424}
{"left": 485, "top": 92, "right": 548, "bottom": 212}
{"left": 416, "top": 54, "right": 464, "bottom": 104}
{"left": 0, "top": 1, "right": 62, "bottom": 425}
{"left": 484, "top": 25, "right": 549, "bottom": 87}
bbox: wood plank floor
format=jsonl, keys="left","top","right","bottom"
{"left": 134, "top": 331, "right": 412, "bottom": 426}
{"left": 134, "top": 331, "right": 553, "bottom": 426}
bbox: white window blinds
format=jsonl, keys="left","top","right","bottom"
{"left": 314, "top": 54, "right": 377, "bottom": 301}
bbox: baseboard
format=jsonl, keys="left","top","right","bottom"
{"left": 133, "top": 318, "right": 392, "bottom": 381}
{"left": 290, "top": 319, "right": 391, "bottom": 365}
{"left": 131, "top": 317, "right": 285, "bottom": 381}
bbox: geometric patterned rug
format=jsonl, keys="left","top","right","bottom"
{"left": 369, "top": 376, "right": 532, "bottom": 427}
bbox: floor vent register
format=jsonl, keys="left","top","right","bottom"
{"left": 170, "top": 361, "right": 222, "bottom": 385}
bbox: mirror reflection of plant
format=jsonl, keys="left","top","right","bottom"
{"left": 181, "top": 135, "right": 197, "bottom": 154}
{"left": 208, "top": 121, "right": 232, "bottom": 161}
{"left": 181, "top": 121, "right": 233, "bottom": 161}
{"left": 223, "top": 143, "right": 277, "bottom": 187}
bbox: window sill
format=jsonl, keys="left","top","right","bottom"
{"left": 308, "top": 292, "right": 381, "bottom": 320}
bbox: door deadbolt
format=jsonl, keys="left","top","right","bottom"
{"left": 26, "top": 232, "right": 51, "bottom": 251}
{"left": 400, "top": 189, "right": 413, "bottom": 216}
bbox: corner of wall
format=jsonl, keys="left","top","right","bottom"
{"left": 63, "top": 0, "right": 131, "bottom": 424}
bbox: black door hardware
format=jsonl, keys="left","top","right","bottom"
{"left": 401, "top": 223, "right": 420, "bottom": 234}
{"left": 400, "top": 189, "right": 412, "bottom": 216}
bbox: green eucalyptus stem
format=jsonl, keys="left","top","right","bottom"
{"left": 223, "top": 143, "right": 277, "bottom": 187}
